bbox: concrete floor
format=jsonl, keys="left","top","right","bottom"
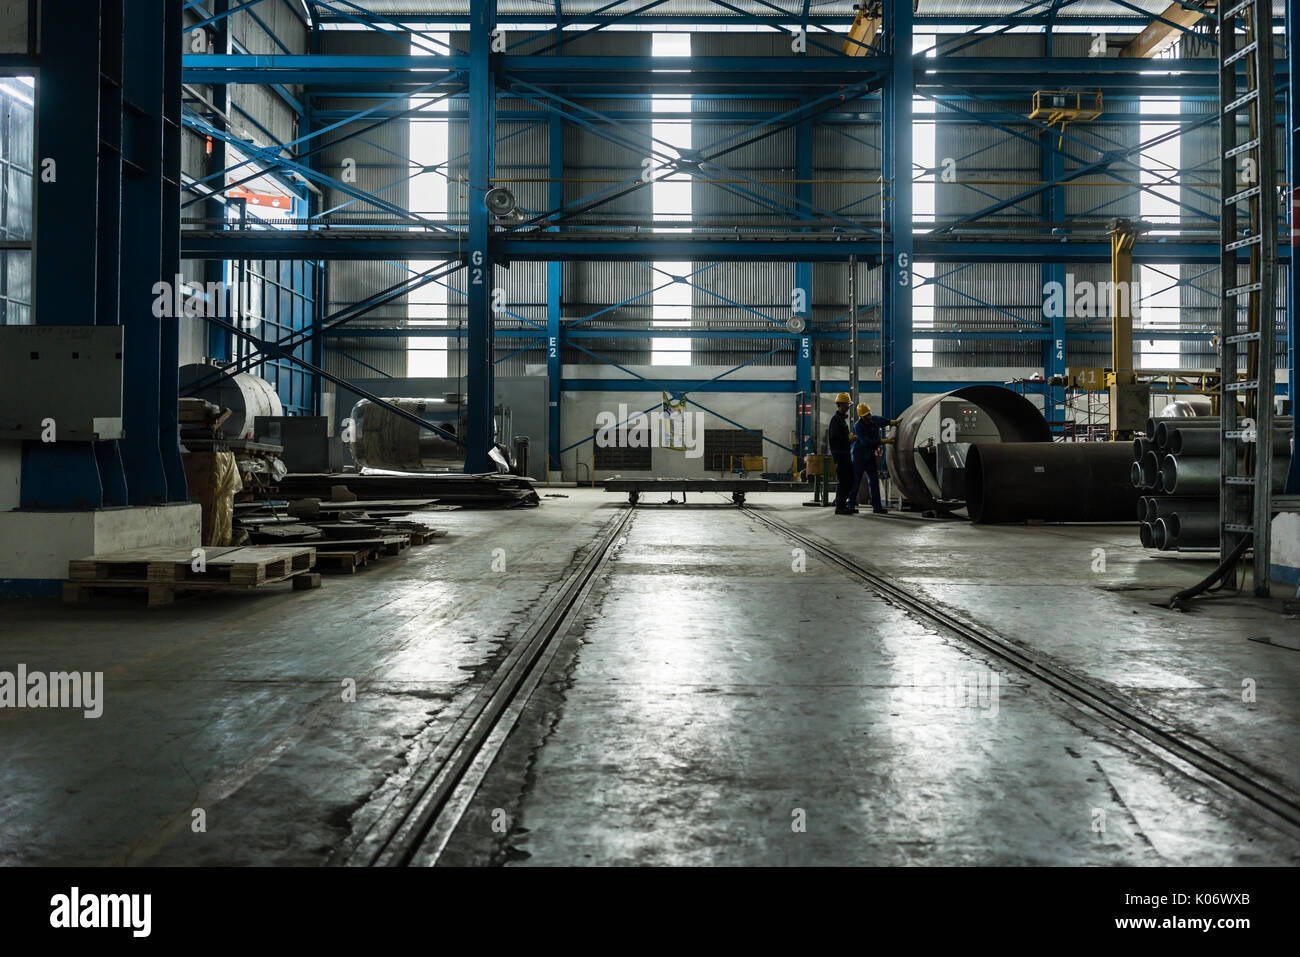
{"left": 1, "top": 489, "right": 1297, "bottom": 866}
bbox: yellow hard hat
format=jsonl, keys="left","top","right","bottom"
{"left": 857, "top": 403, "right": 871, "bottom": 417}
{"left": 834, "top": 392, "right": 851, "bottom": 404}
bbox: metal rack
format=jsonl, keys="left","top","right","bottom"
{"left": 1218, "top": 0, "right": 1279, "bottom": 596}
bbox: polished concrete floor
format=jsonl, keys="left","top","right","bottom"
{"left": 1, "top": 489, "right": 1297, "bottom": 866}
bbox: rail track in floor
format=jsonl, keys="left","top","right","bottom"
{"left": 337, "top": 498, "right": 1300, "bottom": 865}
{"left": 740, "top": 503, "right": 1300, "bottom": 840}
{"left": 332, "top": 506, "right": 634, "bottom": 867}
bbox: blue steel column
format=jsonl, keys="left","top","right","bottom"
{"left": 118, "top": 0, "right": 169, "bottom": 504}
{"left": 160, "top": 0, "right": 186, "bottom": 500}
{"left": 464, "top": 0, "right": 496, "bottom": 473}
{"left": 1288, "top": 0, "right": 1299, "bottom": 492}
{"left": 1041, "top": 129, "right": 1066, "bottom": 432}
{"left": 24, "top": 0, "right": 108, "bottom": 508}
{"left": 795, "top": 113, "right": 812, "bottom": 459}
{"left": 881, "top": 0, "right": 913, "bottom": 418}
{"left": 206, "top": 0, "right": 231, "bottom": 362}
{"left": 547, "top": 113, "right": 563, "bottom": 475}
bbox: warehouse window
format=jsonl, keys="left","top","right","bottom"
{"left": 1138, "top": 97, "right": 1182, "bottom": 370}
{"left": 704, "top": 428, "right": 762, "bottom": 472}
{"left": 408, "top": 34, "right": 451, "bottom": 378}
{"left": 593, "top": 429, "right": 653, "bottom": 470}
{"left": 652, "top": 33, "right": 692, "bottom": 366}
{"left": 0, "top": 77, "right": 33, "bottom": 326}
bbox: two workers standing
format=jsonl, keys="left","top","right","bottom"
{"left": 828, "top": 391, "right": 898, "bottom": 516}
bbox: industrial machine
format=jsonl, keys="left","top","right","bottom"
{"left": 346, "top": 396, "right": 515, "bottom": 475}
{"left": 886, "top": 385, "right": 1051, "bottom": 513}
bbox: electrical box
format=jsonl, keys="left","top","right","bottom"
{"left": 938, "top": 400, "right": 1001, "bottom": 444}
{"left": 255, "top": 416, "right": 337, "bottom": 473}
{"left": 0, "top": 326, "right": 124, "bottom": 440}
{"left": 1109, "top": 381, "right": 1150, "bottom": 433}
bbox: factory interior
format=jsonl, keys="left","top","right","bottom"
{"left": 1, "top": 0, "right": 1299, "bottom": 898}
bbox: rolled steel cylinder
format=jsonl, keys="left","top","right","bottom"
{"left": 1169, "top": 425, "right": 1292, "bottom": 456}
{"left": 1139, "top": 522, "right": 1155, "bottom": 548}
{"left": 885, "top": 386, "right": 1051, "bottom": 511}
{"left": 1153, "top": 517, "right": 1172, "bottom": 550}
{"left": 1140, "top": 451, "right": 1161, "bottom": 489}
{"left": 1132, "top": 437, "right": 1152, "bottom": 464}
{"left": 179, "top": 363, "right": 283, "bottom": 439}
{"left": 1165, "top": 511, "right": 1219, "bottom": 548}
{"left": 965, "top": 441, "right": 1142, "bottom": 524}
{"left": 1130, "top": 462, "right": 1145, "bottom": 489}
{"left": 347, "top": 397, "right": 462, "bottom": 472}
{"left": 1153, "top": 417, "right": 1220, "bottom": 451}
{"left": 1160, "top": 453, "right": 1291, "bottom": 495}
{"left": 1144, "top": 496, "right": 1217, "bottom": 524}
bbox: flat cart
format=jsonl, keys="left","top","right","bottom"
{"left": 602, "top": 477, "right": 769, "bottom": 506}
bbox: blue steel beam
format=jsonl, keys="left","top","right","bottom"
{"left": 1041, "top": 123, "right": 1066, "bottom": 428}
{"left": 881, "top": 0, "right": 913, "bottom": 418}
{"left": 464, "top": 0, "right": 495, "bottom": 473}
{"left": 182, "top": 232, "right": 1290, "bottom": 264}
{"left": 328, "top": 327, "right": 1217, "bottom": 342}
{"left": 547, "top": 111, "right": 563, "bottom": 475}
{"left": 1290, "top": 0, "right": 1299, "bottom": 493}
{"left": 25, "top": 0, "right": 112, "bottom": 509}
{"left": 119, "top": 0, "right": 171, "bottom": 506}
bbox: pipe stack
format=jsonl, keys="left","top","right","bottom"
{"left": 1132, "top": 416, "right": 1293, "bottom": 551}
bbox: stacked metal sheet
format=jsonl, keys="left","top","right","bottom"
{"left": 1132, "top": 414, "right": 1293, "bottom": 551}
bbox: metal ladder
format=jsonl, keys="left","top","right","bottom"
{"left": 1219, "top": 0, "right": 1278, "bottom": 596}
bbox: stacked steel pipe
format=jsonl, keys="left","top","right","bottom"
{"left": 1133, "top": 414, "right": 1293, "bottom": 551}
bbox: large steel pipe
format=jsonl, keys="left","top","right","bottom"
{"left": 1159, "top": 453, "right": 1291, "bottom": 495}
{"left": 1153, "top": 417, "right": 1220, "bottom": 450}
{"left": 1140, "top": 451, "right": 1161, "bottom": 488}
{"left": 965, "top": 442, "right": 1141, "bottom": 524}
{"left": 1132, "top": 437, "right": 1152, "bottom": 463}
{"left": 885, "top": 386, "right": 1050, "bottom": 511}
{"left": 347, "top": 397, "right": 462, "bottom": 472}
{"left": 1170, "top": 425, "right": 1293, "bottom": 456}
{"left": 1164, "top": 511, "right": 1219, "bottom": 548}
{"left": 1153, "top": 517, "right": 1173, "bottom": 550}
{"left": 1144, "top": 397, "right": 1213, "bottom": 438}
{"left": 1142, "top": 496, "right": 1217, "bottom": 524}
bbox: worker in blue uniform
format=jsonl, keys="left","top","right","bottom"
{"left": 828, "top": 392, "right": 857, "bottom": 515}
{"left": 852, "top": 402, "right": 897, "bottom": 514}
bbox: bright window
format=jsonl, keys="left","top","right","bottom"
{"left": 408, "top": 34, "right": 451, "bottom": 377}
{"left": 652, "top": 33, "right": 692, "bottom": 366}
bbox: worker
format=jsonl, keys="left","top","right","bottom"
{"left": 828, "top": 392, "right": 856, "bottom": 515}
{"left": 852, "top": 402, "right": 897, "bottom": 514}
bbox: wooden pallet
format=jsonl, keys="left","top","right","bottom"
{"left": 315, "top": 547, "right": 374, "bottom": 574}
{"left": 315, "top": 535, "right": 409, "bottom": 556}
{"left": 69, "top": 546, "right": 316, "bottom": 587}
{"left": 62, "top": 570, "right": 322, "bottom": 607}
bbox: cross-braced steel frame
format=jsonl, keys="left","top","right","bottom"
{"left": 165, "top": 0, "right": 1293, "bottom": 476}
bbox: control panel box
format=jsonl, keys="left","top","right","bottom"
{"left": 0, "top": 326, "right": 124, "bottom": 440}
